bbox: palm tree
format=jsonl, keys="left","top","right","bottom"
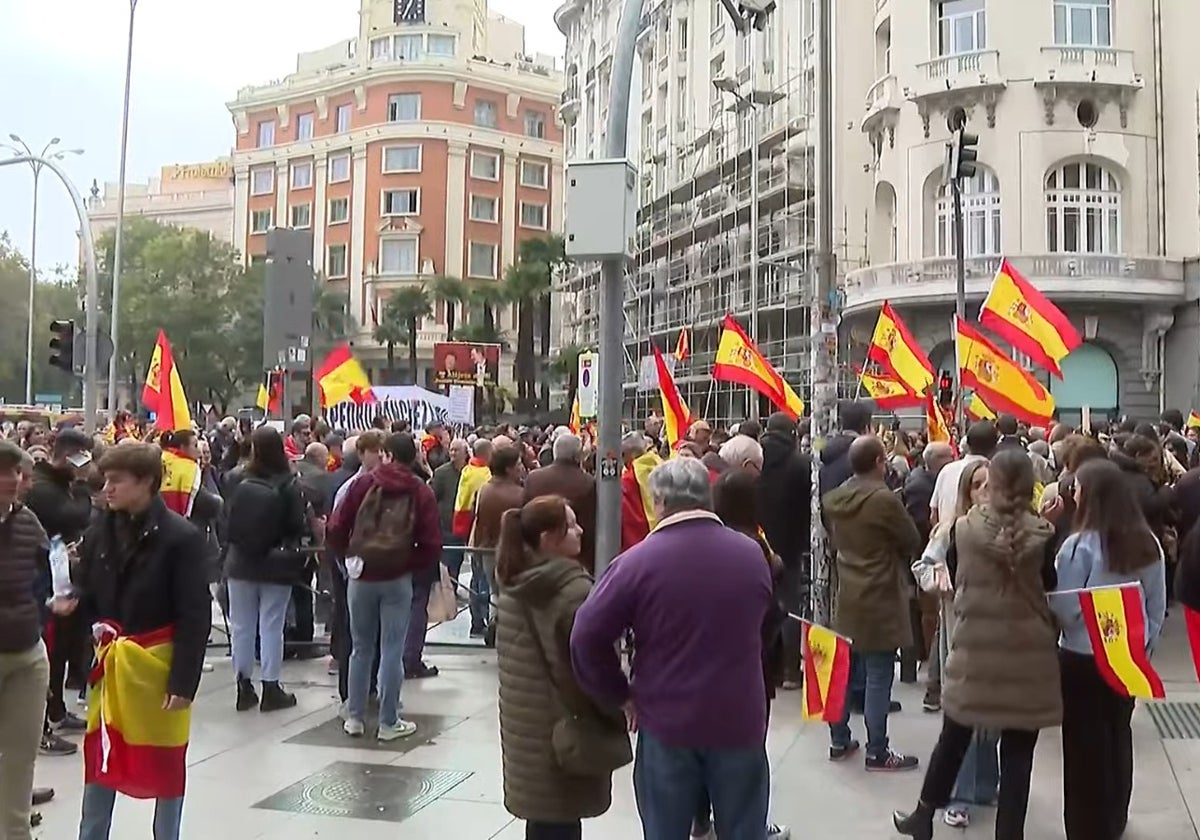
{"left": 453, "top": 321, "right": 509, "bottom": 349}
{"left": 548, "top": 342, "right": 585, "bottom": 409}
{"left": 382, "top": 285, "right": 433, "bottom": 384}
{"left": 313, "top": 281, "right": 357, "bottom": 352}
{"left": 504, "top": 261, "right": 542, "bottom": 413}
{"left": 372, "top": 303, "right": 406, "bottom": 377}
{"left": 430, "top": 275, "right": 467, "bottom": 340}
{"left": 465, "top": 281, "right": 508, "bottom": 338}
{"left": 511, "top": 235, "right": 568, "bottom": 411}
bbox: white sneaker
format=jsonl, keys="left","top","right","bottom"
{"left": 202, "top": 662, "right": 214, "bottom": 673}
{"left": 944, "top": 807, "right": 970, "bottom": 828}
{"left": 337, "top": 700, "right": 350, "bottom": 721}
{"left": 343, "top": 718, "right": 365, "bottom": 737}
{"left": 377, "top": 719, "right": 418, "bottom": 741}
{"left": 767, "top": 824, "right": 791, "bottom": 839}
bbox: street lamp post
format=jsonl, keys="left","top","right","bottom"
{"left": 108, "top": 0, "right": 139, "bottom": 420}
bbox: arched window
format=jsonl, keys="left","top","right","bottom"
{"left": 1045, "top": 161, "right": 1121, "bottom": 255}
{"left": 936, "top": 168, "right": 1001, "bottom": 258}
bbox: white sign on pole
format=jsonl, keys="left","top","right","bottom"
{"left": 447, "top": 385, "right": 476, "bottom": 426}
{"left": 577, "top": 351, "right": 598, "bottom": 418}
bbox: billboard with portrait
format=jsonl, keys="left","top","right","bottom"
{"left": 433, "top": 342, "right": 501, "bottom": 388}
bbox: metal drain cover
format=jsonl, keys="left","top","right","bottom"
{"left": 254, "top": 761, "right": 471, "bottom": 822}
{"left": 1147, "top": 701, "right": 1200, "bottom": 739}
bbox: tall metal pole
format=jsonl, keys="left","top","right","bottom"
{"left": 108, "top": 0, "right": 138, "bottom": 421}
{"left": 809, "top": 0, "right": 837, "bottom": 625}
{"left": 747, "top": 23, "right": 761, "bottom": 423}
{"left": 593, "top": 0, "right": 645, "bottom": 579}
{"left": 24, "top": 165, "right": 41, "bottom": 406}
{"left": 952, "top": 179, "right": 966, "bottom": 431}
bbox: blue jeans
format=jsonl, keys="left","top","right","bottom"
{"left": 950, "top": 731, "right": 1000, "bottom": 810}
{"left": 227, "top": 579, "right": 291, "bottom": 682}
{"left": 347, "top": 575, "right": 414, "bottom": 727}
{"left": 830, "top": 651, "right": 894, "bottom": 759}
{"left": 634, "top": 729, "right": 769, "bottom": 840}
{"left": 79, "top": 783, "right": 183, "bottom": 840}
{"left": 468, "top": 550, "right": 490, "bottom": 631}
{"left": 442, "top": 535, "right": 465, "bottom": 580}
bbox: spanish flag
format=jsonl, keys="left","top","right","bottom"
{"left": 965, "top": 392, "right": 997, "bottom": 422}
{"left": 621, "top": 449, "right": 662, "bottom": 551}
{"left": 141, "top": 330, "right": 191, "bottom": 433}
{"left": 956, "top": 317, "right": 1055, "bottom": 426}
{"left": 85, "top": 624, "right": 190, "bottom": 799}
{"left": 1188, "top": 410, "right": 1200, "bottom": 430}
{"left": 568, "top": 397, "right": 581, "bottom": 435}
{"left": 712, "top": 315, "right": 804, "bottom": 419}
{"left": 256, "top": 369, "right": 283, "bottom": 414}
{"left": 452, "top": 457, "right": 491, "bottom": 538}
{"left": 653, "top": 346, "right": 693, "bottom": 447}
{"left": 867, "top": 302, "right": 935, "bottom": 397}
{"left": 855, "top": 365, "right": 922, "bottom": 411}
{"left": 316, "top": 343, "right": 374, "bottom": 408}
{"left": 674, "top": 327, "right": 690, "bottom": 362}
{"left": 160, "top": 448, "right": 201, "bottom": 518}
{"left": 925, "top": 390, "right": 953, "bottom": 447}
{"left": 979, "top": 259, "right": 1082, "bottom": 379}
{"left": 1077, "top": 584, "right": 1165, "bottom": 699}
{"left": 798, "top": 619, "right": 851, "bottom": 722}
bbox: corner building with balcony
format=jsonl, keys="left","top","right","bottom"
{"left": 850, "top": 0, "right": 1200, "bottom": 425}
{"left": 227, "top": 0, "right": 563, "bottom": 387}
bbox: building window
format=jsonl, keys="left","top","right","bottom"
{"left": 296, "top": 112, "right": 315, "bottom": 141}
{"left": 328, "top": 153, "right": 351, "bottom": 183}
{"left": 1054, "top": 0, "right": 1111, "bottom": 47}
{"left": 397, "top": 34, "right": 423, "bottom": 60}
{"left": 250, "top": 167, "right": 274, "bottom": 196}
{"left": 250, "top": 209, "right": 273, "bottom": 234}
{"left": 370, "top": 36, "right": 392, "bottom": 60}
{"left": 382, "top": 188, "right": 420, "bottom": 216}
{"left": 335, "top": 104, "right": 352, "bottom": 133}
{"left": 388, "top": 93, "right": 421, "bottom": 122}
{"left": 520, "top": 160, "right": 548, "bottom": 188}
{"left": 290, "top": 204, "right": 312, "bottom": 229}
{"left": 710, "top": 0, "right": 725, "bottom": 41}
{"left": 474, "top": 100, "right": 498, "bottom": 128}
{"left": 291, "top": 161, "right": 313, "bottom": 190}
{"left": 525, "top": 111, "right": 547, "bottom": 138}
{"left": 937, "top": 0, "right": 986, "bottom": 56}
{"left": 327, "top": 244, "right": 348, "bottom": 278}
{"left": 382, "top": 145, "right": 422, "bottom": 173}
{"left": 380, "top": 238, "right": 418, "bottom": 274}
{"left": 1045, "top": 160, "right": 1121, "bottom": 254}
{"left": 256, "top": 121, "right": 275, "bottom": 148}
{"left": 520, "top": 202, "right": 547, "bottom": 229}
{"left": 470, "top": 150, "right": 500, "bottom": 181}
{"left": 469, "top": 194, "right": 498, "bottom": 222}
{"left": 328, "top": 197, "right": 349, "bottom": 224}
{"left": 428, "top": 34, "right": 455, "bottom": 56}
{"left": 936, "top": 168, "right": 1001, "bottom": 257}
{"left": 468, "top": 242, "right": 498, "bottom": 278}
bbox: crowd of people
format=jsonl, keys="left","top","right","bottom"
{"left": 1, "top": 401, "right": 1199, "bottom": 840}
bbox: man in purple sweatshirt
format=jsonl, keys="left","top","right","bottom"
{"left": 571, "top": 457, "right": 773, "bottom": 840}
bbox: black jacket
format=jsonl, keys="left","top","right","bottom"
{"left": 76, "top": 496, "right": 212, "bottom": 700}
{"left": 758, "top": 431, "right": 812, "bottom": 567}
{"left": 903, "top": 465, "right": 937, "bottom": 543}
{"left": 296, "top": 461, "right": 336, "bottom": 518}
{"left": 224, "top": 471, "right": 309, "bottom": 583}
{"left": 24, "top": 461, "right": 93, "bottom": 543}
{"left": 818, "top": 432, "right": 856, "bottom": 499}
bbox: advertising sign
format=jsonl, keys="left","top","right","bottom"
{"left": 432, "top": 342, "right": 500, "bottom": 388}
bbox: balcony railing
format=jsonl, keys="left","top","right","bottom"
{"left": 862, "top": 73, "right": 899, "bottom": 132}
{"left": 917, "top": 49, "right": 1000, "bottom": 86}
{"left": 1037, "top": 46, "right": 1142, "bottom": 89}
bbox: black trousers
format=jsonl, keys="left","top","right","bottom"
{"left": 329, "top": 567, "right": 351, "bottom": 702}
{"left": 1060, "top": 649, "right": 1135, "bottom": 840}
{"left": 525, "top": 821, "right": 581, "bottom": 840}
{"left": 920, "top": 714, "right": 1038, "bottom": 839}
{"left": 46, "top": 612, "right": 87, "bottom": 723}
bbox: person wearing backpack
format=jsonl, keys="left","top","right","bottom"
{"left": 224, "top": 426, "right": 309, "bottom": 713}
{"left": 326, "top": 432, "right": 442, "bottom": 741}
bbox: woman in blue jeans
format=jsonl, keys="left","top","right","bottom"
{"left": 224, "top": 426, "right": 309, "bottom": 713}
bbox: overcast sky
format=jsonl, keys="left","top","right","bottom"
{"left": 0, "top": 0, "right": 564, "bottom": 273}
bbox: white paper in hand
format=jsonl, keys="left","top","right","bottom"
{"left": 48, "top": 536, "right": 73, "bottom": 597}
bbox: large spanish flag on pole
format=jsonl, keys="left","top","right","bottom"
{"left": 653, "top": 346, "right": 693, "bottom": 447}
{"left": 84, "top": 624, "right": 191, "bottom": 799}
{"left": 712, "top": 315, "right": 804, "bottom": 418}
{"left": 1075, "top": 584, "right": 1166, "bottom": 699}
{"left": 452, "top": 457, "right": 491, "bottom": 539}
{"left": 855, "top": 365, "right": 923, "bottom": 411}
{"left": 979, "top": 259, "right": 1082, "bottom": 379}
{"left": 795, "top": 618, "right": 851, "bottom": 722}
{"left": 141, "top": 331, "right": 191, "bottom": 433}
{"left": 160, "top": 448, "right": 201, "bottom": 518}
{"left": 316, "top": 343, "right": 375, "bottom": 408}
{"left": 956, "top": 317, "right": 1055, "bottom": 426}
{"left": 867, "top": 302, "right": 935, "bottom": 397}
{"left": 965, "top": 392, "right": 998, "bottom": 422}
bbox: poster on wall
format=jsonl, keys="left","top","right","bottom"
{"left": 433, "top": 342, "right": 500, "bottom": 388}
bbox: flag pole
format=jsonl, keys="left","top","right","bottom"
{"left": 702, "top": 377, "right": 717, "bottom": 421}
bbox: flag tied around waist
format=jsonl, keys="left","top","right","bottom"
{"left": 85, "top": 623, "right": 190, "bottom": 799}
{"left": 791, "top": 616, "right": 851, "bottom": 723}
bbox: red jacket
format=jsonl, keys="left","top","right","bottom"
{"left": 326, "top": 463, "right": 442, "bottom": 581}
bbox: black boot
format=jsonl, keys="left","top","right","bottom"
{"left": 893, "top": 802, "right": 935, "bottom": 840}
{"left": 235, "top": 676, "right": 259, "bottom": 712}
{"left": 259, "top": 681, "right": 297, "bottom": 712}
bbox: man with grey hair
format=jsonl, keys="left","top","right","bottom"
{"left": 524, "top": 432, "right": 597, "bottom": 571}
{"left": 718, "top": 435, "right": 764, "bottom": 474}
{"left": 572, "top": 456, "right": 774, "bottom": 839}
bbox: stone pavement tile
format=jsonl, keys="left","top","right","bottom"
{"left": 285, "top": 711, "right": 465, "bottom": 753}
{"left": 255, "top": 798, "right": 514, "bottom": 840}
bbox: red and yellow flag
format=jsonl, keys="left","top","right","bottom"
{"left": 800, "top": 620, "right": 851, "bottom": 722}
{"left": 965, "top": 392, "right": 997, "bottom": 422}
{"left": 855, "top": 365, "right": 922, "bottom": 411}
{"left": 1078, "top": 584, "right": 1165, "bottom": 699}
{"left": 867, "top": 302, "right": 935, "bottom": 397}
{"left": 621, "top": 449, "right": 662, "bottom": 551}
{"left": 1187, "top": 410, "right": 1200, "bottom": 430}
{"left": 84, "top": 624, "right": 190, "bottom": 799}
{"left": 256, "top": 369, "right": 283, "bottom": 414}
{"left": 956, "top": 317, "right": 1055, "bottom": 427}
{"left": 654, "top": 346, "right": 693, "bottom": 447}
{"left": 925, "top": 390, "right": 953, "bottom": 446}
{"left": 160, "top": 448, "right": 201, "bottom": 518}
{"left": 712, "top": 315, "right": 804, "bottom": 418}
{"left": 452, "top": 457, "right": 491, "bottom": 539}
{"left": 568, "top": 397, "right": 581, "bottom": 435}
{"left": 316, "top": 343, "right": 374, "bottom": 408}
{"left": 979, "top": 259, "right": 1082, "bottom": 379}
{"left": 141, "top": 330, "right": 191, "bottom": 433}
{"left": 674, "top": 327, "right": 690, "bottom": 362}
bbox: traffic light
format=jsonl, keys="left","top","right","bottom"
{"left": 49, "top": 320, "right": 75, "bottom": 372}
{"left": 938, "top": 372, "right": 954, "bottom": 410}
{"left": 945, "top": 128, "right": 979, "bottom": 183}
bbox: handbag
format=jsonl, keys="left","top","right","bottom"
{"left": 518, "top": 602, "right": 632, "bottom": 776}
{"left": 426, "top": 565, "right": 458, "bottom": 624}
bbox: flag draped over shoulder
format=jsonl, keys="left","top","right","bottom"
{"left": 799, "top": 620, "right": 851, "bottom": 722}
{"left": 712, "top": 315, "right": 804, "bottom": 418}
{"left": 160, "top": 448, "right": 201, "bottom": 518}
{"left": 653, "top": 346, "right": 693, "bottom": 447}
{"left": 867, "top": 302, "right": 934, "bottom": 397}
{"left": 956, "top": 317, "right": 1055, "bottom": 426}
{"left": 452, "top": 458, "right": 491, "bottom": 538}
{"left": 979, "top": 258, "right": 1081, "bottom": 379}
{"left": 1077, "top": 584, "right": 1165, "bottom": 699}
{"left": 316, "top": 344, "right": 374, "bottom": 408}
{"left": 84, "top": 624, "right": 190, "bottom": 800}
{"left": 141, "top": 330, "right": 191, "bottom": 433}
{"left": 855, "top": 365, "right": 922, "bottom": 411}
{"left": 621, "top": 450, "right": 662, "bottom": 551}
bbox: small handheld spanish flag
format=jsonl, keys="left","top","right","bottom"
{"left": 1075, "top": 583, "right": 1165, "bottom": 699}
{"left": 674, "top": 327, "right": 690, "bottom": 362}
{"left": 794, "top": 617, "right": 851, "bottom": 722}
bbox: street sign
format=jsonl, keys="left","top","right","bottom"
{"left": 577, "top": 351, "right": 598, "bottom": 418}
{"left": 34, "top": 393, "right": 62, "bottom": 405}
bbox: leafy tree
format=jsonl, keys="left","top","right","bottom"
{"left": 430, "top": 275, "right": 467, "bottom": 340}
{"left": 374, "top": 286, "right": 431, "bottom": 384}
